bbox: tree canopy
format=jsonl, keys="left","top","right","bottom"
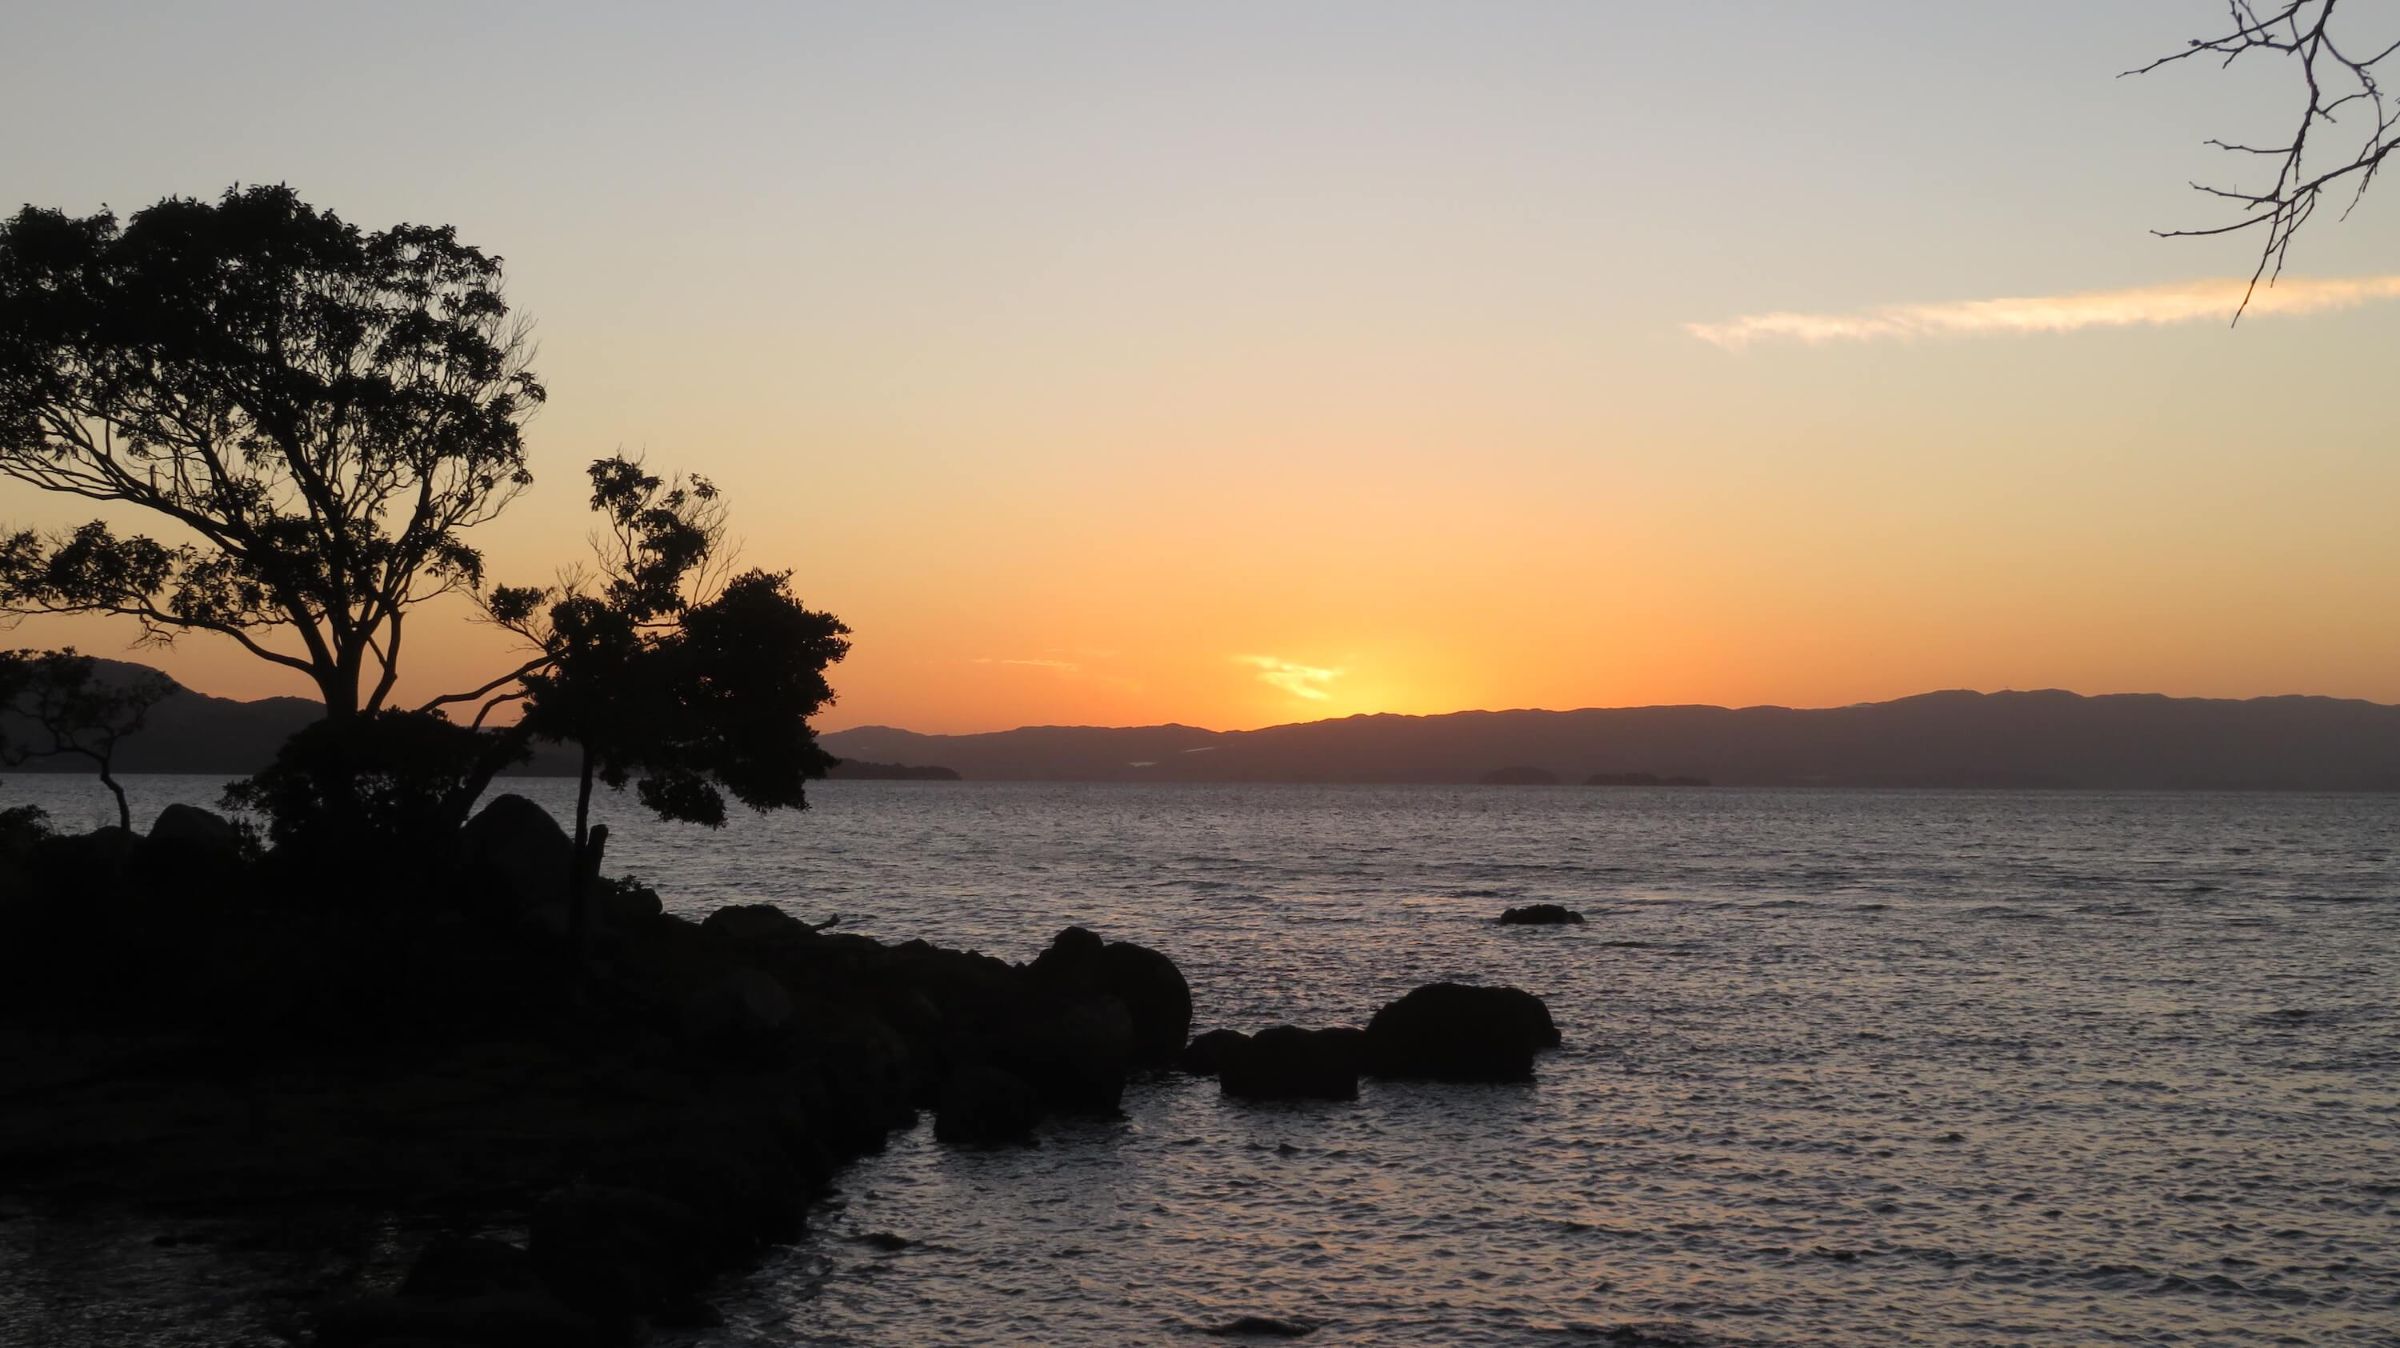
{"left": 0, "top": 185, "right": 545, "bottom": 717}
{"left": 491, "top": 456, "right": 852, "bottom": 832}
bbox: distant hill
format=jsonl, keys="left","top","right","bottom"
{"left": 8, "top": 663, "right": 2398, "bottom": 790}
{"left": 1, "top": 659, "right": 321, "bottom": 775}
{"left": 823, "top": 691, "right": 2400, "bottom": 790}
{"left": 0, "top": 660, "right": 960, "bottom": 782}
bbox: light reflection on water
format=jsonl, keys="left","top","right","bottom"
{"left": 7, "top": 777, "right": 2398, "bottom": 1345}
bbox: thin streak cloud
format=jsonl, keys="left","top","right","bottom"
{"left": 1687, "top": 275, "right": 2400, "bottom": 350}
{"left": 1237, "top": 655, "right": 1343, "bottom": 701}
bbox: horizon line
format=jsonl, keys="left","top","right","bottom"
{"left": 829, "top": 685, "right": 2400, "bottom": 739}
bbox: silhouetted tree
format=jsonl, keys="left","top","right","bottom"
{"left": 486, "top": 456, "right": 850, "bottom": 953}
{"left": 0, "top": 185, "right": 545, "bottom": 718}
{"left": 2135, "top": 1, "right": 2397, "bottom": 310}
{"left": 0, "top": 649, "right": 172, "bottom": 831}
{"left": 223, "top": 707, "right": 520, "bottom": 860}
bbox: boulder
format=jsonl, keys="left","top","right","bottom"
{"left": 457, "top": 794, "right": 573, "bottom": 907}
{"left": 1219, "top": 1026, "right": 1360, "bottom": 1102}
{"left": 1099, "top": 940, "right": 1192, "bottom": 1066}
{"left": 1179, "top": 1028, "right": 1250, "bottom": 1075}
{"left": 146, "top": 803, "right": 241, "bottom": 852}
{"left": 934, "top": 1063, "right": 1040, "bottom": 1145}
{"left": 679, "top": 968, "right": 793, "bottom": 1057}
{"left": 607, "top": 1130, "right": 796, "bottom": 1258}
{"left": 1497, "top": 903, "right": 1584, "bottom": 926}
{"left": 995, "top": 992, "right": 1133, "bottom": 1115}
{"left": 399, "top": 1234, "right": 536, "bottom": 1299}
{"left": 1028, "top": 926, "right": 1193, "bottom": 1068}
{"left": 1027, "top": 924, "right": 1107, "bottom": 982}
{"left": 1363, "top": 982, "right": 1559, "bottom": 1082}
{"left": 528, "top": 1184, "right": 706, "bottom": 1319}
{"left": 700, "top": 902, "right": 807, "bottom": 945}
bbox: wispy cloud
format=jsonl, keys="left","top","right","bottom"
{"left": 1237, "top": 654, "right": 1343, "bottom": 701}
{"left": 1687, "top": 274, "right": 2400, "bottom": 350}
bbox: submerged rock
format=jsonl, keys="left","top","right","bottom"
{"left": 1497, "top": 903, "right": 1584, "bottom": 926}
{"left": 1220, "top": 1026, "right": 1360, "bottom": 1102}
{"left": 1204, "top": 1314, "right": 1318, "bottom": 1337}
{"left": 1364, "top": 982, "right": 1559, "bottom": 1082}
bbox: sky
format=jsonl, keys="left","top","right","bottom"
{"left": 2, "top": 1, "right": 2396, "bottom": 732}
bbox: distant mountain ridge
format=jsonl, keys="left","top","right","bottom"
{"left": 821, "top": 690, "right": 2400, "bottom": 790}
{"left": 6, "top": 662, "right": 2398, "bottom": 790}
{"left": 1, "top": 659, "right": 322, "bottom": 775}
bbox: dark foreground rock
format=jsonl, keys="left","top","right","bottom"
{"left": 0, "top": 798, "right": 1195, "bottom": 1343}
{"left": 148, "top": 802, "right": 244, "bottom": 852}
{"left": 935, "top": 1063, "right": 1040, "bottom": 1145}
{"left": 1363, "top": 982, "right": 1560, "bottom": 1082}
{"left": 1028, "top": 924, "right": 1194, "bottom": 1066}
{"left": 1219, "top": 1026, "right": 1362, "bottom": 1101}
{"left": 1497, "top": 903, "right": 1584, "bottom": 925}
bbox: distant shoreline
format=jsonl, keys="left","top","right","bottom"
{"left": 13, "top": 663, "right": 2400, "bottom": 791}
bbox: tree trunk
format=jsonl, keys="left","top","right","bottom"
{"left": 567, "top": 746, "right": 596, "bottom": 983}
{"left": 313, "top": 660, "right": 362, "bottom": 722}
{"left": 99, "top": 759, "right": 129, "bottom": 833}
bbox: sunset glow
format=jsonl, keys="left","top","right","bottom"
{"left": 5, "top": 4, "right": 2396, "bottom": 733}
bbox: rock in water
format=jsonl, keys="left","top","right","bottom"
{"left": 935, "top": 1063, "right": 1040, "bottom": 1145}
{"left": 1098, "top": 939, "right": 1193, "bottom": 1065}
{"left": 528, "top": 1184, "right": 706, "bottom": 1320}
{"left": 1029, "top": 925, "right": 1193, "bottom": 1067}
{"left": 1219, "top": 1026, "right": 1360, "bottom": 1101}
{"left": 1179, "top": 1028, "right": 1250, "bottom": 1075}
{"left": 1497, "top": 903, "right": 1584, "bottom": 925}
{"left": 998, "top": 993, "right": 1134, "bottom": 1115}
{"left": 1363, "top": 982, "right": 1560, "bottom": 1082}
{"left": 1204, "top": 1314, "right": 1318, "bottom": 1337}
{"left": 457, "top": 794, "right": 573, "bottom": 908}
{"left": 147, "top": 803, "right": 242, "bottom": 852}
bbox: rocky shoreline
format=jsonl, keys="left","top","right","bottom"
{"left": 0, "top": 796, "right": 1558, "bottom": 1345}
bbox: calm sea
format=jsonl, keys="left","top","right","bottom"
{"left": 7, "top": 776, "right": 2397, "bottom": 1346}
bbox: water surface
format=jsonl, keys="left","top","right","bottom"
{"left": 10, "top": 778, "right": 2396, "bottom": 1345}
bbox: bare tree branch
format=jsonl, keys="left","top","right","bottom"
{"left": 2129, "top": 0, "right": 2399, "bottom": 319}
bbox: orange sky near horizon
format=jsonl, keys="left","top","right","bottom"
{"left": 4, "top": 3, "right": 2398, "bottom": 734}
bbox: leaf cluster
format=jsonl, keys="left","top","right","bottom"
{"left": 0, "top": 185, "right": 544, "bottom": 709}
{"left": 495, "top": 457, "right": 851, "bottom": 826}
